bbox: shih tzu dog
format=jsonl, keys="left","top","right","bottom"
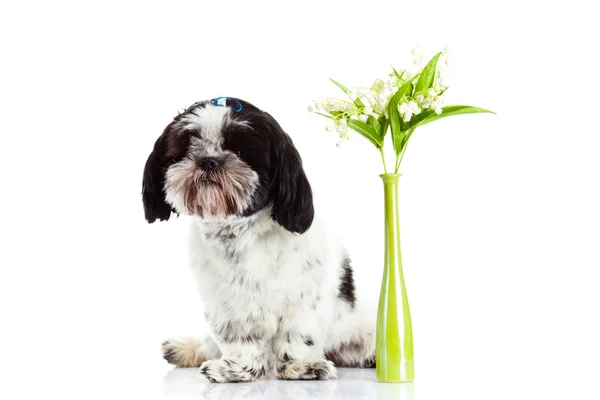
{"left": 142, "top": 97, "right": 375, "bottom": 383}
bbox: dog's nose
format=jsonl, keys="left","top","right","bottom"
{"left": 198, "top": 157, "right": 220, "bottom": 172}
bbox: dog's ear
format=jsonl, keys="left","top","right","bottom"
{"left": 142, "top": 129, "right": 174, "bottom": 223}
{"left": 270, "top": 127, "right": 314, "bottom": 234}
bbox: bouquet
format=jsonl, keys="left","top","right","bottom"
{"left": 310, "top": 46, "right": 494, "bottom": 173}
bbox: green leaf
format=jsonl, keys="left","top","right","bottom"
{"left": 330, "top": 78, "right": 365, "bottom": 108}
{"left": 347, "top": 119, "right": 383, "bottom": 149}
{"left": 314, "top": 112, "right": 335, "bottom": 119}
{"left": 387, "top": 98, "right": 403, "bottom": 155}
{"left": 329, "top": 78, "right": 350, "bottom": 94}
{"left": 386, "top": 79, "right": 415, "bottom": 155}
{"left": 407, "top": 109, "right": 436, "bottom": 127}
{"left": 351, "top": 97, "right": 365, "bottom": 108}
{"left": 411, "top": 105, "right": 495, "bottom": 129}
{"left": 367, "top": 115, "right": 381, "bottom": 137}
{"left": 391, "top": 66, "right": 405, "bottom": 81}
{"left": 414, "top": 52, "right": 441, "bottom": 93}
{"left": 330, "top": 111, "right": 343, "bottom": 116}
{"left": 389, "top": 80, "right": 415, "bottom": 107}
{"left": 379, "top": 115, "right": 389, "bottom": 139}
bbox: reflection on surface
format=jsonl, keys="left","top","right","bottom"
{"left": 163, "top": 367, "right": 415, "bottom": 400}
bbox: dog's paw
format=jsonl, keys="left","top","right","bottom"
{"left": 162, "top": 338, "right": 204, "bottom": 368}
{"left": 199, "top": 358, "right": 266, "bottom": 383}
{"left": 277, "top": 358, "right": 337, "bottom": 380}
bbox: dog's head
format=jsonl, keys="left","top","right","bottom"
{"left": 142, "top": 98, "right": 314, "bottom": 234}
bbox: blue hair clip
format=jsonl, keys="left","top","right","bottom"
{"left": 212, "top": 97, "right": 243, "bottom": 113}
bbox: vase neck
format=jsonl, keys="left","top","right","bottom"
{"left": 380, "top": 173, "right": 402, "bottom": 184}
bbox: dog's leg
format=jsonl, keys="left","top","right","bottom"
{"left": 197, "top": 312, "right": 275, "bottom": 383}
{"left": 273, "top": 302, "right": 337, "bottom": 380}
{"left": 162, "top": 335, "right": 221, "bottom": 368}
{"left": 324, "top": 301, "right": 376, "bottom": 368}
{"left": 198, "top": 339, "right": 270, "bottom": 383}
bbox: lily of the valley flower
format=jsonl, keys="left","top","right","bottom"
{"left": 398, "top": 100, "right": 421, "bottom": 122}
{"left": 421, "top": 96, "right": 433, "bottom": 109}
{"left": 335, "top": 118, "right": 348, "bottom": 133}
{"left": 431, "top": 96, "right": 444, "bottom": 114}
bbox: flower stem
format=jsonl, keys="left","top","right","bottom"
{"left": 395, "top": 143, "right": 407, "bottom": 173}
{"left": 394, "top": 131, "right": 414, "bottom": 173}
{"left": 380, "top": 148, "right": 388, "bottom": 174}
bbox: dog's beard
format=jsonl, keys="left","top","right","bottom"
{"left": 165, "top": 155, "right": 258, "bottom": 218}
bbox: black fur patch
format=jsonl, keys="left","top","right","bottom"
{"left": 303, "top": 336, "right": 314, "bottom": 346}
{"left": 162, "top": 348, "right": 176, "bottom": 363}
{"left": 338, "top": 256, "right": 356, "bottom": 309}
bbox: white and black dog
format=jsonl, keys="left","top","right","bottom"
{"left": 142, "top": 98, "right": 375, "bottom": 383}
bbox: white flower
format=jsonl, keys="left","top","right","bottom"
{"left": 315, "top": 102, "right": 324, "bottom": 111}
{"left": 421, "top": 96, "right": 433, "bottom": 109}
{"left": 341, "top": 102, "right": 356, "bottom": 113}
{"left": 442, "top": 44, "right": 451, "bottom": 67}
{"left": 398, "top": 102, "right": 413, "bottom": 122}
{"left": 411, "top": 45, "right": 423, "bottom": 57}
{"left": 335, "top": 119, "right": 348, "bottom": 133}
{"left": 385, "top": 76, "right": 398, "bottom": 88}
{"left": 325, "top": 123, "right": 335, "bottom": 132}
{"left": 359, "top": 96, "right": 371, "bottom": 107}
{"left": 434, "top": 77, "right": 448, "bottom": 93}
{"left": 427, "top": 88, "right": 437, "bottom": 97}
{"left": 358, "top": 114, "right": 368, "bottom": 123}
{"left": 414, "top": 94, "right": 424, "bottom": 105}
{"left": 432, "top": 97, "right": 444, "bottom": 115}
{"left": 408, "top": 100, "right": 421, "bottom": 115}
{"left": 363, "top": 106, "right": 373, "bottom": 115}
{"left": 372, "top": 79, "right": 384, "bottom": 92}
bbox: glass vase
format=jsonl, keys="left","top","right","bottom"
{"left": 376, "top": 173, "right": 414, "bottom": 382}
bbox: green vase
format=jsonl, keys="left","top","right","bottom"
{"left": 376, "top": 173, "right": 414, "bottom": 382}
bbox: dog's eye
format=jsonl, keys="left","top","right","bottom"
{"left": 236, "top": 151, "right": 242, "bottom": 157}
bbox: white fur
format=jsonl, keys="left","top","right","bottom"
{"left": 182, "top": 105, "right": 230, "bottom": 144}
{"left": 182, "top": 104, "right": 249, "bottom": 145}
{"left": 160, "top": 209, "right": 375, "bottom": 382}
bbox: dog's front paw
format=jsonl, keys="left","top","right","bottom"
{"left": 199, "top": 358, "right": 266, "bottom": 383}
{"left": 277, "top": 358, "right": 337, "bottom": 380}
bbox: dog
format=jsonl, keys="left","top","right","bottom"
{"left": 142, "top": 97, "right": 375, "bottom": 382}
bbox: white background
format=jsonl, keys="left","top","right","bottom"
{"left": 1, "top": 1, "right": 599, "bottom": 399}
